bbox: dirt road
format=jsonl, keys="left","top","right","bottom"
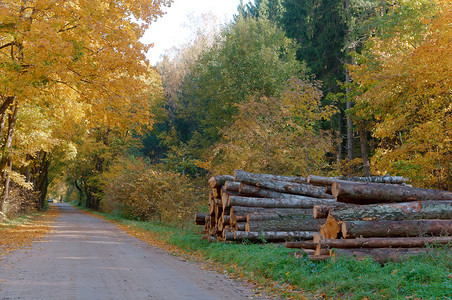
{"left": 0, "top": 204, "right": 268, "bottom": 299}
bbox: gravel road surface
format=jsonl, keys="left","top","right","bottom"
{"left": 0, "top": 204, "right": 269, "bottom": 300}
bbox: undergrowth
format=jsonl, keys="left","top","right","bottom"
{"left": 88, "top": 209, "right": 452, "bottom": 299}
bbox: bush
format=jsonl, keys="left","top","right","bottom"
{"left": 102, "top": 157, "right": 206, "bottom": 224}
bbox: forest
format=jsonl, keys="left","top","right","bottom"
{"left": 0, "top": 0, "right": 450, "bottom": 223}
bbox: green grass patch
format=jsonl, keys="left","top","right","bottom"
{"left": 84, "top": 208, "right": 452, "bottom": 299}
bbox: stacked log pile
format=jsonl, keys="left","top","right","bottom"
{"left": 195, "top": 170, "right": 346, "bottom": 243}
{"left": 195, "top": 171, "right": 452, "bottom": 262}
{"left": 286, "top": 175, "right": 452, "bottom": 263}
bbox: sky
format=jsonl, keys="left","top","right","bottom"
{"left": 143, "top": 0, "right": 252, "bottom": 64}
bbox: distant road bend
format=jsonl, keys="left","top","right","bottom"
{"left": 0, "top": 203, "right": 268, "bottom": 300}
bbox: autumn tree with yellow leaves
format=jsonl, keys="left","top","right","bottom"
{"left": 349, "top": 0, "right": 451, "bottom": 189}
{"left": 0, "top": 0, "right": 169, "bottom": 214}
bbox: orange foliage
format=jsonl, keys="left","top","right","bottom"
{"left": 0, "top": 205, "right": 59, "bottom": 259}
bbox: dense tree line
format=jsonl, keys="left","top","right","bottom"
{"left": 148, "top": 0, "right": 450, "bottom": 192}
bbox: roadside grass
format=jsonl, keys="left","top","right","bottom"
{"left": 84, "top": 208, "right": 452, "bottom": 299}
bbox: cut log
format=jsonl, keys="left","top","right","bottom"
{"left": 330, "top": 248, "right": 433, "bottom": 264}
{"left": 235, "top": 222, "right": 246, "bottom": 231}
{"left": 195, "top": 212, "right": 207, "bottom": 225}
{"left": 223, "top": 230, "right": 316, "bottom": 241}
{"left": 231, "top": 206, "right": 312, "bottom": 217}
{"left": 229, "top": 211, "right": 246, "bottom": 227}
{"left": 317, "top": 236, "right": 452, "bottom": 249}
{"left": 246, "top": 213, "right": 314, "bottom": 222}
{"left": 313, "top": 233, "right": 322, "bottom": 244}
{"left": 342, "top": 175, "right": 409, "bottom": 184}
{"left": 320, "top": 215, "right": 342, "bottom": 239}
{"left": 212, "top": 187, "right": 221, "bottom": 198}
{"left": 234, "top": 169, "right": 307, "bottom": 184}
{"left": 307, "top": 175, "right": 409, "bottom": 186}
{"left": 332, "top": 181, "right": 452, "bottom": 204}
{"left": 329, "top": 201, "right": 452, "bottom": 221}
{"left": 239, "top": 183, "right": 337, "bottom": 203}
{"left": 308, "top": 255, "right": 330, "bottom": 261}
{"left": 341, "top": 220, "right": 452, "bottom": 238}
{"left": 246, "top": 218, "right": 325, "bottom": 232}
{"left": 240, "top": 178, "right": 334, "bottom": 199}
{"left": 325, "top": 185, "right": 332, "bottom": 195}
{"left": 285, "top": 241, "right": 318, "bottom": 250}
{"left": 208, "top": 175, "right": 234, "bottom": 188}
{"left": 224, "top": 181, "right": 241, "bottom": 193}
{"left": 227, "top": 195, "right": 336, "bottom": 209}
{"left": 221, "top": 191, "right": 240, "bottom": 210}
{"left": 307, "top": 175, "right": 344, "bottom": 186}
{"left": 313, "top": 204, "right": 355, "bottom": 219}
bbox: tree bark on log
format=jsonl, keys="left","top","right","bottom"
{"left": 341, "top": 220, "right": 452, "bottom": 238}
{"left": 317, "top": 236, "right": 452, "bottom": 249}
{"left": 239, "top": 178, "right": 334, "bottom": 199}
{"left": 208, "top": 175, "right": 234, "bottom": 188}
{"left": 246, "top": 213, "right": 314, "bottom": 222}
{"left": 229, "top": 211, "right": 246, "bottom": 227}
{"left": 223, "top": 230, "right": 316, "bottom": 241}
{"left": 332, "top": 181, "right": 452, "bottom": 204}
{"left": 224, "top": 181, "right": 240, "bottom": 192}
{"left": 285, "top": 241, "right": 318, "bottom": 250}
{"left": 329, "top": 201, "right": 452, "bottom": 221}
{"left": 307, "top": 175, "right": 409, "bottom": 186}
{"left": 313, "top": 204, "right": 356, "bottom": 219}
{"left": 239, "top": 183, "right": 337, "bottom": 202}
{"left": 231, "top": 206, "right": 312, "bottom": 217}
{"left": 195, "top": 213, "right": 207, "bottom": 225}
{"left": 246, "top": 218, "right": 325, "bottom": 232}
{"left": 344, "top": 175, "right": 409, "bottom": 184}
{"left": 227, "top": 195, "right": 337, "bottom": 209}
{"left": 234, "top": 169, "right": 307, "bottom": 184}
{"left": 306, "top": 175, "right": 344, "bottom": 186}
{"left": 330, "top": 248, "right": 432, "bottom": 264}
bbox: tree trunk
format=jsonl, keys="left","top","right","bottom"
{"left": 317, "top": 236, "right": 452, "bottom": 249}
{"left": 36, "top": 151, "right": 50, "bottom": 210}
{"left": 246, "top": 218, "right": 325, "bottom": 232}
{"left": 0, "top": 102, "right": 18, "bottom": 213}
{"left": 341, "top": 220, "right": 452, "bottom": 238}
{"left": 332, "top": 181, "right": 452, "bottom": 204}
{"left": 223, "top": 230, "right": 316, "bottom": 241}
{"left": 329, "top": 200, "right": 452, "bottom": 221}
{"left": 74, "top": 179, "right": 83, "bottom": 206}
{"left": 208, "top": 175, "right": 234, "bottom": 188}
{"left": 234, "top": 169, "right": 307, "bottom": 184}
{"left": 227, "top": 195, "right": 337, "bottom": 209}
{"left": 346, "top": 69, "right": 353, "bottom": 171}
{"left": 358, "top": 125, "right": 370, "bottom": 176}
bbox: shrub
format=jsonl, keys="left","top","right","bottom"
{"left": 102, "top": 157, "right": 205, "bottom": 224}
